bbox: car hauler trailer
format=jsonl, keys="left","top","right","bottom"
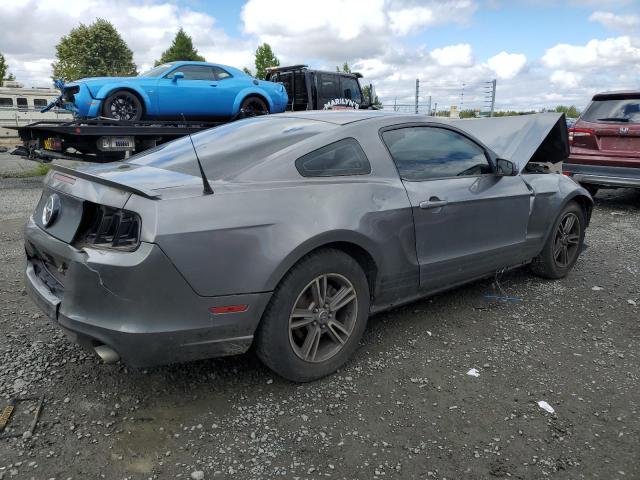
{"left": 9, "top": 118, "right": 224, "bottom": 163}
{"left": 9, "top": 65, "right": 375, "bottom": 163}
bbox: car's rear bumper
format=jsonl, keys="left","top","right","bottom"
{"left": 24, "top": 217, "right": 272, "bottom": 368}
{"left": 563, "top": 160, "right": 640, "bottom": 188}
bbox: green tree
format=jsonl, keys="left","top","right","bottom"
{"left": 555, "top": 105, "right": 580, "bottom": 118}
{"left": 154, "top": 28, "right": 205, "bottom": 66}
{"left": 336, "top": 62, "right": 351, "bottom": 73}
{"left": 362, "top": 84, "right": 382, "bottom": 107}
{"left": 254, "top": 43, "right": 279, "bottom": 80}
{"left": 52, "top": 19, "right": 137, "bottom": 82}
{"left": 0, "top": 53, "right": 13, "bottom": 86}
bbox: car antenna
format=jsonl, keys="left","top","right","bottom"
{"left": 181, "top": 113, "right": 213, "bottom": 195}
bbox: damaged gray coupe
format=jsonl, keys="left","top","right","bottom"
{"left": 24, "top": 111, "right": 592, "bottom": 381}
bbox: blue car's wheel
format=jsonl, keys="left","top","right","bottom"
{"left": 102, "top": 91, "right": 143, "bottom": 121}
{"left": 240, "top": 96, "right": 269, "bottom": 116}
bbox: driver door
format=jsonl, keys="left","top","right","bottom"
{"left": 381, "top": 125, "right": 532, "bottom": 291}
{"left": 156, "top": 65, "right": 220, "bottom": 117}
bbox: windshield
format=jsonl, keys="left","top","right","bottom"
{"left": 128, "top": 116, "right": 336, "bottom": 180}
{"left": 581, "top": 98, "right": 640, "bottom": 124}
{"left": 139, "top": 63, "right": 175, "bottom": 78}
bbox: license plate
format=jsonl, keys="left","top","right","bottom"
{"left": 600, "top": 136, "right": 640, "bottom": 152}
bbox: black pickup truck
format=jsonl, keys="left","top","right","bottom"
{"left": 266, "top": 65, "right": 372, "bottom": 111}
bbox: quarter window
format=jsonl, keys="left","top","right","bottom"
{"left": 0, "top": 98, "right": 13, "bottom": 107}
{"left": 382, "top": 127, "right": 491, "bottom": 181}
{"left": 166, "top": 65, "right": 215, "bottom": 81}
{"left": 212, "top": 67, "right": 232, "bottom": 80}
{"left": 296, "top": 138, "right": 371, "bottom": 177}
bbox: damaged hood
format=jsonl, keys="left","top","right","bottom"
{"left": 449, "top": 113, "right": 569, "bottom": 172}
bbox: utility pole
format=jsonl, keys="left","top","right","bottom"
{"left": 483, "top": 79, "right": 497, "bottom": 117}
{"left": 415, "top": 79, "right": 420, "bottom": 114}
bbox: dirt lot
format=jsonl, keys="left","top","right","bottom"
{"left": 1, "top": 171, "right": 639, "bottom": 480}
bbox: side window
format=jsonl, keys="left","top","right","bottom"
{"left": 34, "top": 99, "right": 48, "bottom": 108}
{"left": 318, "top": 73, "right": 340, "bottom": 99}
{"left": 17, "top": 98, "right": 28, "bottom": 110}
{"left": 296, "top": 138, "right": 371, "bottom": 177}
{"left": 382, "top": 127, "right": 492, "bottom": 181}
{"left": 341, "top": 77, "right": 362, "bottom": 103}
{"left": 167, "top": 66, "right": 215, "bottom": 81}
{"left": 212, "top": 67, "right": 232, "bottom": 80}
{"left": 0, "top": 98, "right": 13, "bottom": 107}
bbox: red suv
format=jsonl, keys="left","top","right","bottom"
{"left": 564, "top": 91, "right": 640, "bottom": 196}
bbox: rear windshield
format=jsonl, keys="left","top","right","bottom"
{"left": 581, "top": 98, "right": 640, "bottom": 124}
{"left": 128, "top": 116, "right": 335, "bottom": 180}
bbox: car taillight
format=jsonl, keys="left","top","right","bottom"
{"left": 569, "top": 128, "right": 598, "bottom": 150}
{"left": 74, "top": 203, "right": 141, "bottom": 251}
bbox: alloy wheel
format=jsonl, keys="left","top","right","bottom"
{"left": 288, "top": 273, "right": 358, "bottom": 363}
{"left": 109, "top": 95, "right": 138, "bottom": 120}
{"left": 553, "top": 212, "right": 581, "bottom": 267}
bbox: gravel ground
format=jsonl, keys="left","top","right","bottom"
{"left": 0, "top": 175, "right": 638, "bottom": 480}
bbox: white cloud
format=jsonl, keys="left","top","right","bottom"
{"left": 487, "top": 51, "right": 527, "bottom": 79}
{"left": 550, "top": 70, "right": 582, "bottom": 89}
{"left": 430, "top": 44, "right": 474, "bottom": 67}
{"left": 542, "top": 36, "right": 640, "bottom": 69}
{"left": 589, "top": 11, "right": 640, "bottom": 33}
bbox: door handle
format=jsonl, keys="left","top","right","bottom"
{"left": 419, "top": 197, "right": 448, "bottom": 209}
{"left": 210, "top": 83, "right": 218, "bottom": 87}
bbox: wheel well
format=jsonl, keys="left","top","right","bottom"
{"left": 305, "top": 242, "right": 378, "bottom": 300}
{"left": 241, "top": 93, "right": 270, "bottom": 112}
{"left": 103, "top": 88, "right": 146, "bottom": 115}
{"left": 571, "top": 194, "right": 593, "bottom": 226}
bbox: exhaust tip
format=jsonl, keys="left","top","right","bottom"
{"left": 94, "top": 344, "right": 120, "bottom": 364}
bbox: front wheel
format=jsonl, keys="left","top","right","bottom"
{"left": 102, "top": 91, "right": 143, "bottom": 121}
{"left": 531, "top": 201, "right": 586, "bottom": 279}
{"left": 255, "top": 249, "right": 369, "bottom": 382}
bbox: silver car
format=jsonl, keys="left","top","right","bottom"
{"left": 24, "top": 111, "right": 592, "bottom": 381}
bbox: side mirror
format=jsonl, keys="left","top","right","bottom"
{"left": 172, "top": 72, "right": 184, "bottom": 82}
{"left": 496, "top": 158, "right": 518, "bottom": 176}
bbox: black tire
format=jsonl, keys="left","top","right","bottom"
{"left": 581, "top": 183, "right": 599, "bottom": 197}
{"left": 240, "top": 96, "right": 269, "bottom": 116}
{"left": 531, "top": 201, "right": 586, "bottom": 279}
{"left": 102, "top": 90, "right": 143, "bottom": 121}
{"left": 255, "top": 249, "right": 370, "bottom": 382}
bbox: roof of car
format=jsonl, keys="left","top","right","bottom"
{"left": 273, "top": 110, "right": 418, "bottom": 125}
{"left": 592, "top": 90, "right": 640, "bottom": 100}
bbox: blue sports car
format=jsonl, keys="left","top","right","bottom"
{"left": 49, "top": 61, "right": 288, "bottom": 121}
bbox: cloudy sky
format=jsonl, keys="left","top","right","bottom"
{"left": 1, "top": 0, "right": 639, "bottom": 112}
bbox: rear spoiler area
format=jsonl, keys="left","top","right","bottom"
{"left": 49, "top": 164, "right": 161, "bottom": 200}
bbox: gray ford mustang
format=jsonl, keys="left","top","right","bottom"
{"left": 24, "top": 110, "right": 592, "bottom": 381}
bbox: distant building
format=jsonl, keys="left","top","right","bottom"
{"left": 0, "top": 83, "right": 71, "bottom": 142}
{"left": 450, "top": 105, "right": 459, "bottom": 119}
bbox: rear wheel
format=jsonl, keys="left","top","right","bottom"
{"left": 240, "top": 96, "right": 269, "bottom": 116}
{"left": 531, "top": 201, "right": 585, "bottom": 279}
{"left": 102, "top": 90, "right": 143, "bottom": 121}
{"left": 256, "top": 249, "right": 369, "bottom": 382}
